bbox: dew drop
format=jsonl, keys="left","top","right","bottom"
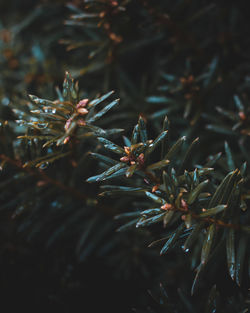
{"left": 39, "top": 162, "right": 49, "bottom": 169}
{"left": 15, "top": 120, "right": 24, "bottom": 125}
{"left": 12, "top": 205, "right": 24, "bottom": 219}
{"left": 37, "top": 123, "right": 48, "bottom": 129}
{"left": 181, "top": 245, "right": 190, "bottom": 253}
{"left": 51, "top": 200, "right": 60, "bottom": 208}
{"left": 43, "top": 107, "right": 56, "bottom": 114}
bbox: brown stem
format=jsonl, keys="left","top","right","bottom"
{"left": 166, "top": 204, "right": 242, "bottom": 231}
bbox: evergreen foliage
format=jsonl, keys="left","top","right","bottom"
{"left": 0, "top": 1, "right": 250, "bottom": 312}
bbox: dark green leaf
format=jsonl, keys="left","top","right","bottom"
{"left": 163, "top": 170, "right": 175, "bottom": 196}
{"left": 240, "top": 162, "right": 247, "bottom": 176}
{"left": 138, "top": 116, "right": 147, "bottom": 143}
{"left": 88, "top": 90, "right": 114, "bottom": 108}
{"left": 86, "top": 163, "right": 126, "bottom": 182}
{"left": 161, "top": 115, "right": 170, "bottom": 158}
{"left": 145, "top": 191, "right": 166, "bottom": 205}
{"left": 114, "top": 211, "right": 141, "bottom": 220}
{"left": 131, "top": 124, "right": 139, "bottom": 145}
{"left": 201, "top": 224, "right": 216, "bottom": 265}
{"left": 87, "top": 99, "right": 119, "bottom": 123}
{"left": 123, "top": 136, "right": 131, "bottom": 147}
{"left": 126, "top": 163, "right": 138, "bottom": 178}
{"left": 226, "top": 228, "right": 236, "bottom": 281}
{"left": 136, "top": 212, "right": 166, "bottom": 227}
{"left": 204, "top": 152, "right": 222, "bottom": 167}
{"left": 146, "top": 96, "right": 173, "bottom": 103}
{"left": 183, "top": 222, "right": 205, "bottom": 252}
{"left": 199, "top": 205, "right": 227, "bottom": 218}
{"left": 116, "top": 218, "right": 140, "bottom": 232}
{"left": 146, "top": 159, "right": 170, "bottom": 171}
{"left": 234, "top": 95, "right": 244, "bottom": 111}
{"left": 146, "top": 131, "right": 168, "bottom": 156}
{"left": 165, "top": 136, "right": 186, "bottom": 161}
{"left": 208, "top": 170, "right": 238, "bottom": 209}
{"left": 97, "top": 137, "right": 124, "bottom": 154}
{"left": 236, "top": 235, "right": 248, "bottom": 286}
{"left": 178, "top": 137, "right": 199, "bottom": 174}
{"left": 160, "top": 223, "right": 185, "bottom": 255}
{"left": 89, "top": 152, "right": 118, "bottom": 166}
{"left": 141, "top": 208, "right": 163, "bottom": 217}
{"left": 205, "top": 285, "right": 219, "bottom": 313}
{"left": 148, "top": 235, "right": 172, "bottom": 248}
{"left": 224, "top": 141, "right": 235, "bottom": 171}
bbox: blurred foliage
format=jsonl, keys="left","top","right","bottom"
{"left": 0, "top": 0, "right": 250, "bottom": 312}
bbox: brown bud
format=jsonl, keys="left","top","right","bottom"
{"left": 161, "top": 203, "right": 173, "bottom": 211}
{"left": 0, "top": 29, "right": 12, "bottom": 43}
{"left": 63, "top": 136, "right": 70, "bottom": 144}
{"left": 124, "top": 146, "right": 130, "bottom": 155}
{"left": 109, "top": 32, "right": 123, "bottom": 43}
{"left": 37, "top": 180, "right": 48, "bottom": 187}
{"left": 104, "top": 23, "right": 110, "bottom": 30}
{"left": 152, "top": 185, "right": 159, "bottom": 192}
{"left": 180, "top": 77, "right": 187, "bottom": 84}
{"left": 99, "top": 11, "right": 106, "bottom": 18}
{"left": 71, "top": 160, "right": 78, "bottom": 168}
{"left": 111, "top": 1, "right": 118, "bottom": 6}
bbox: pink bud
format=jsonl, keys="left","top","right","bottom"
{"left": 161, "top": 203, "right": 173, "bottom": 211}
{"left": 37, "top": 180, "right": 47, "bottom": 187}
{"left": 63, "top": 136, "right": 70, "bottom": 144}
{"left": 181, "top": 199, "right": 188, "bottom": 211}
{"left": 77, "top": 107, "right": 88, "bottom": 115}
{"left": 76, "top": 99, "right": 88, "bottom": 109}
{"left": 137, "top": 153, "right": 145, "bottom": 165}
{"left": 120, "top": 156, "right": 130, "bottom": 163}
{"left": 65, "top": 117, "right": 73, "bottom": 130}
{"left": 77, "top": 119, "right": 86, "bottom": 126}
{"left": 239, "top": 111, "right": 246, "bottom": 121}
